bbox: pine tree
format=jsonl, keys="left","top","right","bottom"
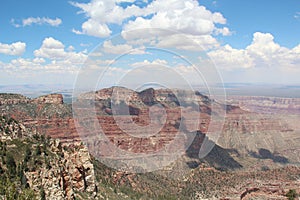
{"left": 6, "top": 154, "right": 16, "bottom": 178}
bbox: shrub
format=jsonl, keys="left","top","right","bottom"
{"left": 40, "top": 187, "right": 46, "bottom": 200}
{"left": 286, "top": 189, "right": 298, "bottom": 200}
{"left": 24, "top": 146, "right": 31, "bottom": 162}
{"left": 6, "top": 154, "right": 16, "bottom": 177}
{"left": 5, "top": 127, "right": 10, "bottom": 134}
{"left": 35, "top": 145, "right": 42, "bottom": 156}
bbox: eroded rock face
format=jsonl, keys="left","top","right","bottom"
{"left": 226, "top": 96, "right": 300, "bottom": 114}
{"left": 0, "top": 115, "right": 30, "bottom": 140}
{"left": 0, "top": 116, "right": 97, "bottom": 200}
{"left": 0, "top": 93, "right": 64, "bottom": 105}
{"left": 25, "top": 140, "right": 97, "bottom": 200}
{"left": 219, "top": 113, "right": 300, "bottom": 167}
{"left": 0, "top": 88, "right": 300, "bottom": 200}
{"left": 1, "top": 87, "right": 299, "bottom": 170}
{"left": 33, "top": 94, "right": 64, "bottom": 104}
{"left": 0, "top": 94, "right": 75, "bottom": 143}
{"left": 76, "top": 87, "right": 299, "bottom": 162}
{"left": 73, "top": 87, "right": 215, "bottom": 156}
{"left": 239, "top": 179, "right": 300, "bottom": 200}
{"left": 0, "top": 93, "right": 30, "bottom": 105}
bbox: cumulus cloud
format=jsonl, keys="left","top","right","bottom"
{"left": 131, "top": 59, "right": 168, "bottom": 67}
{"left": 71, "top": 0, "right": 230, "bottom": 42}
{"left": 120, "top": 29, "right": 219, "bottom": 51}
{"left": 208, "top": 44, "right": 253, "bottom": 69}
{"left": 11, "top": 17, "right": 62, "bottom": 27}
{"left": 102, "top": 40, "right": 146, "bottom": 54}
{"left": 103, "top": 41, "right": 134, "bottom": 54}
{"left": 34, "top": 37, "right": 66, "bottom": 59}
{"left": 0, "top": 58, "right": 81, "bottom": 76}
{"left": 34, "top": 37, "right": 87, "bottom": 63}
{"left": 0, "top": 41, "right": 26, "bottom": 56}
{"left": 72, "top": 19, "right": 111, "bottom": 37}
{"left": 214, "top": 27, "right": 232, "bottom": 36}
{"left": 156, "top": 34, "right": 219, "bottom": 51}
{"left": 208, "top": 32, "right": 300, "bottom": 70}
{"left": 0, "top": 37, "right": 86, "bottom": 81}
{"left": 122, "top": 1, "right": 226, "bottom": 36}
{"left": 70, "top": 0, "right": 144, "bottom": 37}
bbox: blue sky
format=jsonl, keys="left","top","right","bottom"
{"left": 0, "top": 0, "right": 299, "bottom": 86}
{"left": 205, "top": 0, "right": 300, "bottom": 49}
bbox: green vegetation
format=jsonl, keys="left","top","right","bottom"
{"left": 0, "top": 93, "right": 29, "bottom": 100}
{"left": 286, "top": 189, "right": 298, "bottom": 200}
{"left": 6, "top": 153, "right": 16, "bottom": 178}
{"left": 0, "top": 117, "right": 55, "bottom": 199}
{"left": 0, "top": 178, "right": 36, "bottom": 200}
{"left": 1, "top": 106, "right": 300, "bottom": 199}
{"left": 92, "top": 158, "right": 180, "bottom": 199}
{"left": 40, "top": 187, "right": 46, "bottom": 200}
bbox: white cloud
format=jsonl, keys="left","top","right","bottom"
{"left": 67, "top": 45, "right": 75, "bottom": 52}
{"left": 156, "top": 34, "right": 219, "bottom": 51}
{"left": 34, "top": 37, "right": 87, "bottom": 63}
{"left": 71, "top": 0, "right": 139, "bottom": 25}
{"left": 102, "top": 40, "right": 146, "bottom": 54}
{"left": 0, "top": 41, "right": 26, "bottom": 56}
{"left": 119, "top": 0, "right": 230, "bottom": 51}
{"left": 88, "top": 52, "right": 103, "bottom": 57}
{"left": 103, "top": 40, "right": 133, "bottom": 54}
{"left": 70, "top": 0, "right": 145, "bottom": 37}
{"left": 208, "top": 32, "right": 300, "bottom": 70}
{"left": 245, "top": 32, "right": 285, "bottom": 66}
{"left": 294, "top": 12, "right": 300, "bottom": 19}
{"left": 214, "top": 27, "right": 232, "bottom": 36}
{"left": 131, "top": 59, "right": 168, "bottom": 67}
{"left": 0, "top": 38, "right": 90, "bottom": 84}
{"left": 71, "top": 0, "right": 230, "bottom": 41}
{"left": 247, "top": 32, "right": 281, "bottom": 55}
{"left": 1, "top": 57, "right": 80, "bottom": 75}
{"left": 208, "top": 44, "right": 253, "bottom": 69}
{"left": 34, "top": 37, "right": 66, "bottom": 59}
{"left": 10, "top": 58, "right": 43, "bottom": 70}
{"left": 33, "top": 57, "right": 46, "bottom": 64}
{"left": 121, "top": 30, "right": 219, "bottom": 51}
{"left": 12, "top": 17, "right": 62, "bottom": 27}
{"left": 72, "top": 19, "right": 111, "bottom": 37}
{"left": 122, "top": 0, "right": 227, "bottom": 36}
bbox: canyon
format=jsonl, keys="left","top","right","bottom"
{"left": 1, "top": 88, "right": 299, "bottom": 168}
{"left": 0, "top": 87, "right": 299, "bottom": 199}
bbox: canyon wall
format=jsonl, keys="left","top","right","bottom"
{"left": 1, "top": 88, "right": 299, "bottom": 168}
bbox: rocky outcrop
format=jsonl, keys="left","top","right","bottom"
{"left": 33, "top": 94, "right": 64, "bottom": 104}
{"left": 1, "top": 88, "right": 300, "bottom": 199}
{"left": 0, "top": 93, "right": 64, "bottom": 105}
{"left": 188, "top": 165, "right": 300, "bottom": 199}
{"left": 74, "top": 87, "right": 216, "bottom": 154}
{"left": 218, "top": 111, "right": 300, "bottom": 167}
{"left": 0, "top": 115, "right": 97, "bottom": 199}
{"left": 0, "top": 93, "right": 30, "bottom": 105}
{"left": 1, "top": 87, "right": 299, "bottom": 169}
{"left": 0, "top": 94, "right": 75, "bottom": 143}
{"left": 240, "top": 181, "right": 300, "bottom": 200}
{"left": 138, "top": 88, "right": 156, "bottom": 105}
{"left": 76, "top": 87, "right": 299, "bottom": 164}
{"left": 25, "top": 140, "right": 97, "bottom": 200}
{"left": 0, "top": 115, "right": 30, "bottom": 140}
{"left": 226, "top": 96, "right": 300, "bottom": 114}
